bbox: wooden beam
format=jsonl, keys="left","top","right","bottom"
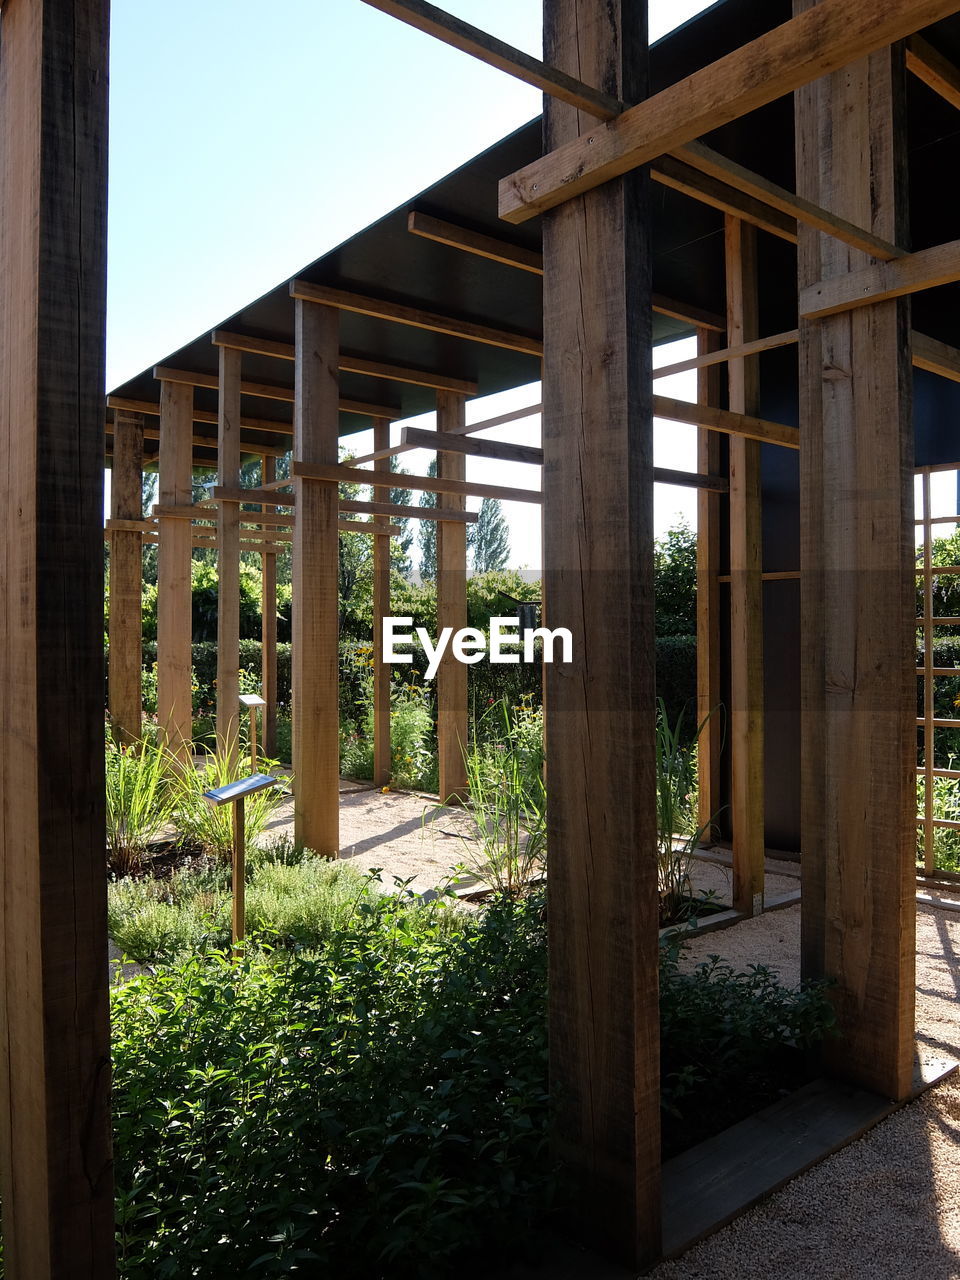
{"left": 401, "top": 424, "right": 543, "bottom": 464}
{"left": 799, "top": 236, "right": 960, "bottom": 319}
{"left": 157, "top": 379, "right": 195, "bottom": 767}
{"left": 292, "top": 300, "right": 341, "bottom": 857}
{"left": 209, "top": 486, "right": 479, "bottom": 522}
{"left": 795, "top": 16, "right": 916, "bottom": 1101}
{"left": 211, "top": 328, "right": 479, "bottom": 396}
{"left": 436, "top": 392, "right": 469, "bottom": 802}
{"left": 373, "top": 420, "right": 392, "bottom": 788}
{"left": 913, "top": 330, "right": 960, "bottom": 383}
{"left": 408, "top": 209, "right": 544, "bottom": 273}
{"left": 499, "top": 0, "right": 960, "bottom": 223}
{"left": 152, "top": 365, "right": 400, "bottom": 420}
{"left": 725, "top": 217, "right": 766, "bottom": 919}
{"left": 288, "top": 280, "right": 544, "bottom": 357}
{"left": 653, "top": 395, "right": 800, "bottom": 449}
{"left": 674, "top": 141, "right": 905, "bottom": 262}
{"left": 655, "top": 329, "right": 800, "bottom": 379}
{"left": 696, "top": 331, "right": 724, "bottom": 848}
{"left": 652, "top": 154, "right": 799, "bottom": 245}
{"left": 541, "top": 0, "right": 660, "bottom": 1265}
{"left": 0, "top": 1, "right": 115, "bottom": 1270}
{"left": 654, "top": 465, "right": 728, "bottom": 493}
{"left": 291, "top": 459, "right": 543, "bottom": 504}
{"left": 906, "top": 33, "right": 960, "bottom": 109}
{"left": 109, "top": 412, "right": 144, "bottom": 745}
{"left": 216, "top": 345, "right": 242, "bottom": 762}
{"left": 652, "top": 293, "right": 726, "bottom": 334}
{"left": 360, "top": 0, "right": 623, "bottom": 119}
{"left": 350, "top": 401, "right": 543, "bottom": 465}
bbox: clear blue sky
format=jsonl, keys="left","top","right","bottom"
{"left": 106, "top": 0, "right": 723, "bottom": 566}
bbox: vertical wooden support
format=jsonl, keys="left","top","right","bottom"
{"left": 0, "top": 0, "right": 116, "bottom": 1273}
{"left": 109, "top": 410, "right": 145, "bottom": 745}
{"left": 436, "top": 391, "right": 469, "bottom": 803}
{"left": 217, "top": 345, "right": 242, "bottom": 763}
{"left": 157, "top": 378, "right": 195, "bottom": 768}
{"left": 696, "top": 330, "right": 723, "bottom": 840}
{"left": 292, "top": 300, "right": 340, "bottom": 856}
{"left": 725, "top": 217, "right": 766, "bottom": 916}
{"left": 261, "top": 454, "right": 279, "bottom": 759}
{"left": 542, "top": 0, "right": 660, "bottom": 1266}
{"left": 372, "top": 419, "right": 392, "bottom": 786}
{"left": 795, "top": 10, "right": 916, "bottom": 1100}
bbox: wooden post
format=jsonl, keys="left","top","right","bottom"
{"left": 436, "top": 391, "right": 469, "bottom": 803}
{"left": 217, "top": 345, "right": 242, "bottom": 764}
{"left": 109, "top": 410, "right": 145, "bottom": 745}
{"left": 372, "top": 418, "right": 392, "bottom": 786}
{"left": 696, "top": 330, "right": 723, "bottom": 840}
{"left": 292, "top": 300, "right": 340, "bottom": 856}
{"left": 0, "top": 0, "right": 116, "bottom": 1273}
{"left": 725, "top": 216, "right": 766, "bottom": 916}
{"left": 261, "top": 455, "right": 279, "bottom": 758}
{"left": 233, "top": 797, "right": 246, "bottom": 954}
{"left": 542, "top": 0, "right": 660, "bottom": 1266}
{"left": 157, "top": 378, "right": 195, "bottom": 768}
{"left": 795, "top": 8, "right": 916, "bottom": 1100}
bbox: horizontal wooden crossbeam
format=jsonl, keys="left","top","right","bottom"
{"left": 288, "top": 280, "right": 544, "bottom": 357}
{"left": 359, "top": 0, "right": 623, "bottom": 119}
{"left": 653, "top": 395, "right": 800, "bottom": 449}
{"left": 654, "top": 467, "right": 729, "bottom": 493}
{"left": 499, "top": 0, "right": 960, "bottom": 223}
{"left": 152, "top": 365, "right": 400, "bottom": 419}
{"left": 655, "top": 329, "right": 801, "bottom": 379}
{"left": 913, "top": 331, "right": 960, "bottom": 383}
{"left": 799, "top": 237, "right": 960, "bottom": 319}
{"left": 211, "top": 327, "right": 479, "bottom": 396}
{"left": 292, "top": 459, "right": 543, "bottom": 504}
{"left": 207, "top": 486, "right": 479, "bottom": 524}
{"left": 652, "top": 154, "right": 798, "bottom": 245}
{"left": 401, "top": 425, "right": 543, "bottom": 464}
{"left": 907, "top": 33, "right": 960, "bottom": 110}
{"left": 350, "top": 401, "right": 544, "bottom": 466}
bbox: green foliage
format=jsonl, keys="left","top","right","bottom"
{"left": 339, "top": 648, "right": 436, "bottom": 790}
{"left": 655, "top": 635, "right": 698, "bottom": 740}
{"left": 171, "top": 744, "right": 287, "bottom": 859}
{"left": 105, "top": 735, "right": 175, "bottom": 876}
{"left": 654, "top": 520, "right": 697, "bottom": 637}
{"left": 464, "top": 569, "right": 540, "bottom": 632}
{"left": 655, "top": 700, "right": 717, "bottom": 923}
{"left": 110, "top": 891, "right": 553, "bottom": 1277}
{"left": 458, "top": 699, "right": 545, "bottom": 895}
{"left": 659, "top": 938, "right": 836, "bottom": 1156}
{"left": 417, "top": 458, "right": 439, "bottom": 582}
{"left": 469, "top": 498, "right": 511, "bottom": 573}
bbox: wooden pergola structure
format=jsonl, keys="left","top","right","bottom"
{"left": 5, "top": 0, "right": 960, "bottom": 1273}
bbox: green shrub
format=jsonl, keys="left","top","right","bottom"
{"left": 171, "top": 744, "right": 287, "bottom": 860}
{"left": 105, "top": 735, "right": 175, "bottom": 876}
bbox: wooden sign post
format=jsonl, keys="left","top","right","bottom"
{"left": 203, "top": 772, "right": 281, "bottom": 955}
{"left": 239, "top": 692, "right": 267, "bottom": 772}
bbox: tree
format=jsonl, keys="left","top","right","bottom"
{"left": 418, "top": 458, "right": 439, "bottom": 581}
{"left": 653, "top": 521, "right": 697, "bottom": 637}
{"left": 469, "top": 498, "right": 510, "bottom": 573}
{"left": 387, "top": 455, "right": 414, "bottom": 578}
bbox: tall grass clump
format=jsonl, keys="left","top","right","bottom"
{"left": 105, "top": 734, "right": 175, "bottom": 876}
{"left": 655, "top": 699, "right": 718, "bottom": 923}
{"left": 172, "top": 739, "right": 287, "bottom": 859}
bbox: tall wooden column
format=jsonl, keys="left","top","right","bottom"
{"left": 109, "top": 410, "right": 145, "bottom": 745}
{"left": 157, "top": 378, "right": 195, "bottom": 767}
{"left": 292, "top": 300, "right": 340, "bottom": 856}
{"left": 216, "top": 345, "right": 242, "bottom": 762}
{"left": 542, "top": 0, "right": 660, "bottom": 1266}
{"left": 0, "top": 0, "right": 116, "bottom": 1273}
{"left": 795, "top": 8, "right": 915, "bottom": 1100}
{"left": 696, "top": 330, "right": 723, "bottom": 840}
{"left": 436, "top": 391, "right": 469, "bottom": 803}
{"left": 261, "top": 454, "right": 279, "bottom": 759}
{"left": 372, "top": 418, "right": 392, "bottom": 786}
{"left": 725, "top": 217, "right": 766, "bottom": 916}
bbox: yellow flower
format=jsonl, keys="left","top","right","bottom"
{"left": 381, "top": 785, "right": 390, "bottom": 793}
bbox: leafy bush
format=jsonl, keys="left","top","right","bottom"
{"left": 171, "top": 744, "right": 287, "bottom": 860}
{"left": 111, "top": 891, "right": 553, "bottom": 1277}
{"left": 105, "top": 735, "right": 175, "bottom": 876}
{"left": 655, "top": 521, "right": 697, "bottom": 637}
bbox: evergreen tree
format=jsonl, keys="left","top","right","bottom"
{"left": 469, "top": 497, "right": 511, "bottom": 573}
{"left": 388, "top": 455, "right": 414, "bottom": 577}
{"left": 417, "top": 458, "right": 439, "bottom": 581}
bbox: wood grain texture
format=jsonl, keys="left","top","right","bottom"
{"left": 500, "top": 0, "right": 960, "bottom": 223}
{"left": 907, "top": 33, "right": 960, "bottom": 109}
{"left": 372, "top": 420, "right": 392, "bottom": 786}
{"left": 653, "top": 395, "right": 799, "bottom": 449}
{"left": 795, "top": 10, "right": 916, "bottom": 1100}
{"left": 261, "top": 456, "right": 279, "bottom": 758}
{"left": 0, "top": 0, "right": 115, "bottom": 1272}
{"left": 217, "top": 345, "right": 242, "bottom": 762}
{"left": 436, "top": 392, "right": 469, "bottom": 803}
{"left": 725, "top": 217, "right": 765, "bottom": 918}
{"left": 401, "top": 425, "right": 543, "bottom": 465}
{"left": 696, "top": 332, "right": 724, "bottom": 843}
{"left": 158, "top": 378, "right": 195, "bottom": 767}
{"left": 799, "top": 235, "right": 960, "bottom": 318}
{"left": 153, "top": 365, "right": 399, "bottom": 420}
{"left": 652, "top": 153, "right": 799, "bottom": 244}
{"left": 541, "top": 0, "right": 660, "bottom": 1265}
{"left": 109, "top": 412, "right": 144, "bottom": 745}
{"left": 291, "top": 459, "right": 543, "bottom": 504}
{"left": 292, "top": 301, "right": 341, "bottom": 857}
